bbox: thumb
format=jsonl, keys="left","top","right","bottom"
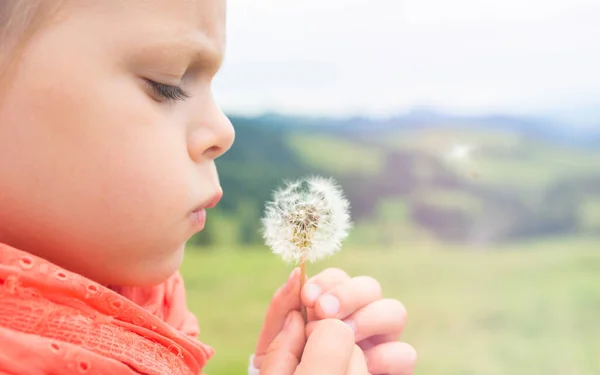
{"left": 254, "top": 267, "right": 302, "bottom": 366}
{"left": 260, "top": 310, "right": 306, "bottom": 375}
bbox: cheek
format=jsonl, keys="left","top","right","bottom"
{"left": 0, "top": 52, "right": 194, "bottom": 251}
{"left": 56, "top": 90, "right": 193, "bottom": 230}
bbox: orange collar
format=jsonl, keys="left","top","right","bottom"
{"left": 0, "top": 243, "right": 213, "bottom": 375}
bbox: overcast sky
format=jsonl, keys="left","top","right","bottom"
{"left": 213, "top": 0, "right": 600, "bottom": 121}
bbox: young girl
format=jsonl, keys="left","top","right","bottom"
{"left": 0, "top": 1, "right": 417, "bottom": 374}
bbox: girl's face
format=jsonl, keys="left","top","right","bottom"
{"left": 0, "top": 0, "right": 234, "bottom": 286}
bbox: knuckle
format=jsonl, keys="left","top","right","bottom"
{"left": 322, "top": 267, "right": 350, "bottom": 281}
{"left": 355, "top": 275, "right": 382, "bottom": 296}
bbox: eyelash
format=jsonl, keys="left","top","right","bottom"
{"left": 145, "top": 79, "right": 190, "bottom": 102}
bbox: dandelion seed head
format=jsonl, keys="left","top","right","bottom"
{"left": 262, "top": 176, "right": 352, "bottom": 264}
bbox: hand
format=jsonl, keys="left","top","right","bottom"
{"left": 261, "top": 311, "right": 369, "bottom": 375}
{"left": 301, "top": 268, "right": 416, "bottom": 375}
{"left": 252, "top": 268, "right": 416, "bottom": 375}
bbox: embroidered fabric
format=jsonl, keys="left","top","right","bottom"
{"left": 0, "top": 243, "right": 214, "bottom": 375}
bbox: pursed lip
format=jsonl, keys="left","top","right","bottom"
{"left": 191, "top": 191, "right": 223, "bottom": 213}
{"left": 204, "top": 191, "right": 223, "bottom": 209}
{"left": 190, "top": 191, "right": 223, "bottom": 230}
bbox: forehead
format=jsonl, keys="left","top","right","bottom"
{"left": 61, "top": 0, "right": 227, "bottom": 51}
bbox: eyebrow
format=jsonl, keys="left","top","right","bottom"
{"left": 183, "top": 32, "right": 224, "bottom": 73}
{"left": 137, "top": 32, "right": 224, "bottom": 74}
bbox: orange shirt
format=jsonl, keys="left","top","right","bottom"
{"left": 0, "top": 243, "right": 213, "bottom": 375}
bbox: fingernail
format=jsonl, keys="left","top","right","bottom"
{"left": 343, "top": 319, "right": 356, "bottom": 334}
{"left": 319, "top": 295, "right": 340, "bottom": 316}
{"left": 304, "top": 283, "right": 321, "bottom": 302}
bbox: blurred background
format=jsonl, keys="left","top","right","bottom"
{"left": 181, "top": 1, "right": 600, "bottom": 374}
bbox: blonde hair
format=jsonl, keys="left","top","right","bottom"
{"left": 0, "top": 1, "right": 62, "bottom": 76}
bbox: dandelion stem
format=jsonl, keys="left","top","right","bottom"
{"left": 300, "top": 260, "right": 307, "bottom": 323}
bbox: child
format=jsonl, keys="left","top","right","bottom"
{"left": 0, "top": 1, "right": 417, "bottom": 374}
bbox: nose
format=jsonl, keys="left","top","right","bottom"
{"left": 187, "top": 95, "right": 235, "bottom": 162}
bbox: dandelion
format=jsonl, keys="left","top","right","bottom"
{"left": 262, "top": 176, "right": 352, "bottom": 321}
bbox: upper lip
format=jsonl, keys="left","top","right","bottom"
{"left": 194, "top": 191, "right": 223, "bottom": 212}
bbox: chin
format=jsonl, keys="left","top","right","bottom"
{"left": 137, "top": 245, "right": 186, "bottom": 287}
{"left": 96, "top": 243, "right": 187, "bottom": 287}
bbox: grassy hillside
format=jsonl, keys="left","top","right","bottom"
{"left": 181, "top": 237, "right": 600, "bottom": 375}
{"left": 292, "top": 126, "right": 600, "bottom": 189}
{"left": 287, "top": 132, "right": 384, "bottom": 175}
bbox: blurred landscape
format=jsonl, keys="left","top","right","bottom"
{"left": 181, "top": 112, "right": 600, "bottom": 375}
{"left": 191, "top": 110, "right": 600, "bottom": 248}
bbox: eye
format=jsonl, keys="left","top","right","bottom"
{"left": 144, "top": 79, "right": 190, "bottom": 102}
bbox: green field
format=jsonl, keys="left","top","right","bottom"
{"left": 181, "top": 237, "right": 600, "bottom": 375}
{"left": 288, "top": 127, "right": 600, "bottom": 189}
{"left": 287, "top": 132, "right": 384, "bottom": 175}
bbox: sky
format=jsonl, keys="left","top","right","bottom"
{"left": 213, "top": 0, "right": 600, "bottom": 122}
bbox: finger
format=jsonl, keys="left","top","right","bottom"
{"left": 260, "top": 311, "right": 306, "bottom": 375}
{"left": 305, "top": 319, "right": 352, "bottom": 339}
{"left": 305, "top": 321, "right": 396, "bottom": 351}
{"left": 302, "top": 268, "right": 350, "bottom": 307}
{"left": 305, "top": 306, "right": 318, "bottom": 322}
{"left": 358, "top": 334, "right": 398, "bottom": 352}
{"left": 314, "top": 276, "right": 382, "bottom": 320}
{"left": 343, "top": 299, "right": 407, "bottom": 343}
{"left": 304, "top": 268, "right": 350, "bottom": 322}
{"left": 345, "top": 345, "right": 370, "bottom": 375}
{"left": 363, "top": 342, "right": 417, "bottom": 375}
{"left": 295, "top": 319, "right": 355, "bottom": 375}
{"left": 253, "top": 268, "right": 302, "bottom": 368}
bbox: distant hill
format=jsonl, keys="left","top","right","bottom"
{"left": 191, "top": 112, "right": 600, "bottom": 248}
{"left": 231, "top": 109, "right": 600, "bottom": 149}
